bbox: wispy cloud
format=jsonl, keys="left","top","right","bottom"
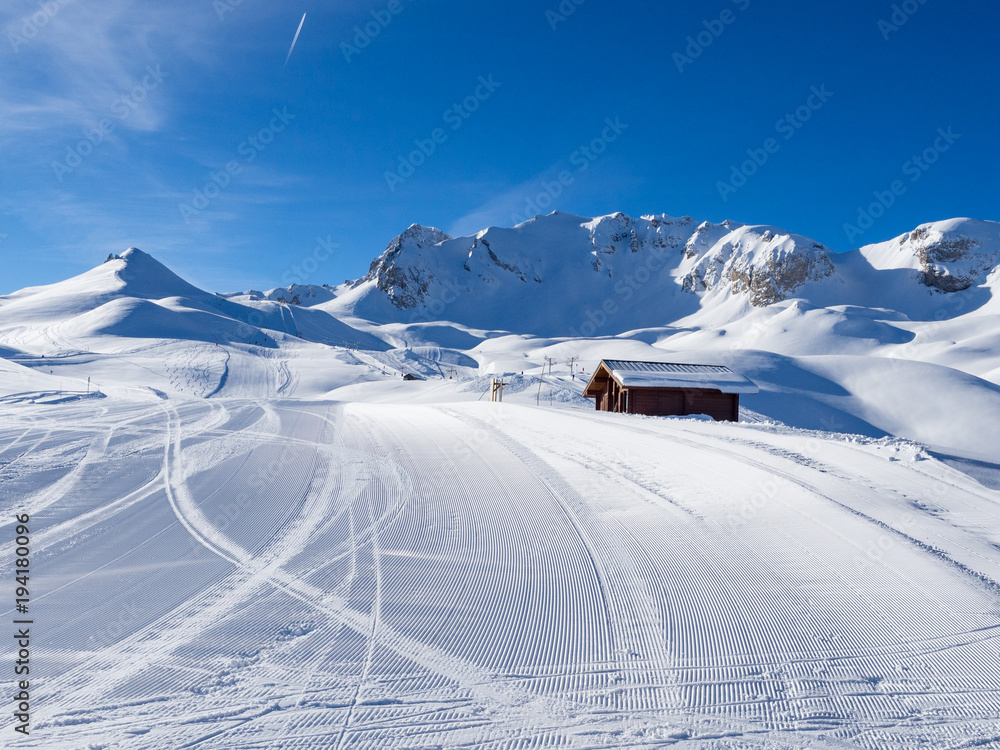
{"left": 0, "top": 1, "right": 209, "bottom": 142}
{"left": 448, "top": 167, "right": 564, "bottom": 237}
{"left": 448, "top": 156, "right": 633, "bottom": 237}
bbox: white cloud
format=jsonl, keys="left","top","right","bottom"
{"left": 0, "top": 1, "right": 208, "bottom": 141}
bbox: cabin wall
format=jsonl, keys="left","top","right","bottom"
{"left": 683, "top": 389, "right": 738, "bottom": 422}
{"left": 630, "top": 389, "right": 683, "bottom": 416}
{"left": 627, "top": 387, "right": 739, "bottom": 421}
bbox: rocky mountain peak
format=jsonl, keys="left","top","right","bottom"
{"left": 858, "top": 218, "right": 1000, "bottom": 294}
{"left": 358, "top": 224, "right": 454, "bottom": 308}
{"left": 905, "top": 221, "right": 998, "bottom": 292}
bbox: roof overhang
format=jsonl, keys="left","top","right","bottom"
{"left": 583, "top": 359, "right": 759, "bottom": 398}
{"left": 582, "top": 361, "right": 614, "bottom": 398}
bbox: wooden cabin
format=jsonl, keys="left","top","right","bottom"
{"left": 583, "top": 360, "right": 758, "bottom": 422}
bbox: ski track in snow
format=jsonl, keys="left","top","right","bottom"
{"left": 2, "top": 388, "right": 1000, "bottom": 749}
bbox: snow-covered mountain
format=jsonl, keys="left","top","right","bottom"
{"left": 222, "top": 283, "right": 336, "bottom": 307}
{"left": 5, "top": 214, "right": 996, "bottom": 353}
{"left": 860, "top": 217, "right": 1000, "bottom": 292}
{"left": 0, "top": 247, "right": 383, "bottom": 355}
{"left": 329, "top": 212, "right": 1000, "bottom": 337}
{"left": 329, "top": 212, "right": 843, "bottom": 332}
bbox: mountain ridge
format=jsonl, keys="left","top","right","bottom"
{"left": 2, "top": 212, "right": 998, "bottom": 351}
{"left": 326, "top": 212, "right": 1000, "bottom": 336}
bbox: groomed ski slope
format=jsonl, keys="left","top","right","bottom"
{"left": 4, "top": 391, "right": 1000, "bottom": 749}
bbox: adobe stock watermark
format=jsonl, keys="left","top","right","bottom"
{"left": 673, "top": 0, "right": 752, "bottom": 73}
{"left": 716, "top": 84, "right": 833, "bottom": 201}
{"left": 213, "top": 0, "right": 244, "bottom": 21}
{"left": 723, "top": 476, "right": 792, "bottom": 529}
{"left": 51, "top": 65, "right": 168, "bottom": 182}
{"left": 885, "top": 273, "right": 974, "bottom": 377}
{"left": 281, "top": 236, "right": 339, "bottom": 286}
{"left": 843, "top": 127, "right": 959, "bottom": 244}
{"left": 510, "top": 116, "right": 628, "bottom": 225}
{"left": 177, "top": 440, "right": 296, "bottom": 559}
{"left": 178, "top": 107, "right": 296, "bottom": 223}
{"left": 567, "top": 242, "right": 671, "bottom": 338}
{"left": 546, "top": 0, "right": 586, "bottom": 31}
{"left": 406, "top": 278, "right": 463, "bottom": 326}
{"left": 424, "top": 408, "right": 506, "bottom": 496}
{"left": 8, "top": 0, "right": 74, "bottom": 53}
{"left": 341, "top": 0, "right": 411, "bottom": 62}
{"left": 384, "top": 75, "right": 501, "bottom": 193}
{"left": 878, "top": 0, "right": 930, "bottom": 40}
{"left": 853, "top": 513, "right": 918, "bottom": 573}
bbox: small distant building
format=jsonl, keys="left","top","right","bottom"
{"left": 402, "top": 373, "right": 424, "bottom": 381}
{"left": 583, "top": 360, "right": 758, "bottom": 422}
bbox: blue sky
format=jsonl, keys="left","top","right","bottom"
{"left": 1, "top": 0, "right": 998, "bottom": 294}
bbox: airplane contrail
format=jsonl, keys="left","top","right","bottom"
{"left": 283, "top": 13, "right": 306, "bottom": 71}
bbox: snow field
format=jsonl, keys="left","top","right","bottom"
{"left": 3, "top": 393, "right": 1000, "bottom": 748}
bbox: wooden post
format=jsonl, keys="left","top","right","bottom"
{"left": 490, "top": 378, "right": 506, "bottom": 403}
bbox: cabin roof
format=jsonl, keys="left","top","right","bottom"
{"left": 584, "top": 359, "right": 759, "bottom": 396}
